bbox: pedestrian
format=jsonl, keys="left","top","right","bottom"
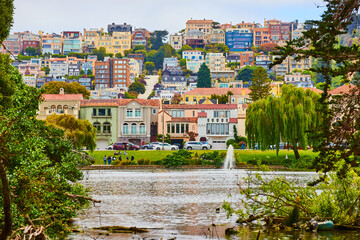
{"left": 112, "top": 156, "right": 116, "bottom": 162}
{"left": 118, "top": 155, "right": 122, "bottom": 161}
{"left": 114, "top": 150, "right": 118, "bottom": 156}
{"left": 201, "top": 155, "right": 205, "bottom": 161}
{"left": 104, "top": 155, "right": 107, "bottom": 165}
{"left": 131, "top": 155, "right": 134, "bottom": 161}
{"left": 241, "top": 142, "right": 246, "bottom": 150}
{"left": 126, "top": 156, "right": 129, "bottom": 161}
{"left": 107, "top": 156, "right": 112, "bottom": 165}
{"left": 124, "top": 150, "right": 127, "bottom": 155}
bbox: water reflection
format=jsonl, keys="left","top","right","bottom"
{"left": 71, "top": 169, "right": 357, "bottom": 239}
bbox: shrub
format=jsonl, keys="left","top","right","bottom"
{"left": 162, "top": 149, "right": 192, "bottom": 168}
{"left": 202, "top": 151, "right": 224, "bottom": 168}
{"left": 111, "top": 160, "right": 121, "bottom": 165}
{"left": 185, "top": 158, "right": 202, "bottom": 165}
{"left": 226, "top": 139, "right": 236, "bottom": 147}
{"left": 120, "top": 160, "right": 131, "bottom": 165}
{"left": 151, "top": 159, "right": 163, "bottom": 165}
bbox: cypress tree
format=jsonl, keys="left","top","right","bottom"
{"left": 197, "top": 63, "right": 211, "bottom": 88}
{"left": 249, "top": 67, "right": 272, "bottom": 101}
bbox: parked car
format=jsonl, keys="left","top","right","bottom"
{"left": 106, "top": 145, "right": 113, "bottom": 150}
{"left": 184, "top": 141, "right": 211, "bottom": 150}
{"left": 153, "top": 143, "right": 179, "bottom": 150}
{"left": 113, "top": 142, "right": 140, "bottom": 150}
{"left": 142, "top": 142, "right": 161, "bottom": 149}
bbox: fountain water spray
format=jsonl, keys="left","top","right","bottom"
{"left": 223, "top": 145, "right": 235, "bottom": 170}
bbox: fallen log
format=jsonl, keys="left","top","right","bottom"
{"left": 93, "top": 226, "right": 149, "bottom": 233}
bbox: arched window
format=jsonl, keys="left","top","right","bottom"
{"left": 139, "top": 123, "right": 146, "bottom": 135}
{"left": 51, "top": 105, "right": 56, "bottom": 113}
{"left": 123, "top": 123, "right": 129, "bottom": 135}
{"left": 131, "top": 123, "right": 137, "bottom": 135}
{"left": 57, "top": 105, "right": 62, "bottom": 113}
{"left": 93, "top": 122, "right": 101, "bottom": 133}
{"left": 63, "top": 105, "right": 68, "bottom": 110}
{"left": 103, "top": 122, "right": 111, "bottom": 134}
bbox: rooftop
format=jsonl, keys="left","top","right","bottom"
{"left": 81, "top": 99, "right": 160, "bottom": 107}
{"left": 184, "top": 88, "right": 251, "bottom": 96}
{"left": 329, "top": 84, "right": 356, "bottom": 95}
{"left": 41, "top": 94, "right": 83, "bottom": 101}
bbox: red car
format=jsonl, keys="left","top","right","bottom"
{"left": 113, "top": 142, "right": 140, "bottom": 150}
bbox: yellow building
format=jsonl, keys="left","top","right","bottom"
{"left": 94, "top": 32, "right": 132, "bottom": 55}
{"left": 186, "top": 19, "right": 213, "bottom": 35}
{"left": 83, "top": 28, "right": 104, "bottom": 46}
{"left": 207, "top": 29, "right": 225, "bottom": 44}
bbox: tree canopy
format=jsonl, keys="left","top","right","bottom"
{"left": 41, "top": 81, "right": 90, "bottom": 99}
{"left": 246, "top": 85, "right": 321, "bottom": 159}
{"left": 45, "top": 114, "right": 97, "bottom": 151}
{"left": 150, "top": 30, "right": 168, "bottom": 50}
{"left": 128, "top": 81, "right": 146, "bottom": 94}
{"left": 249, "top": 66, "right": 272, "bottom": 101}
{"left": 0, "top": 57, "right": 91, "bottom": 239}
{"left": 271, "top": 0, "right": 360, "bottom": 177}
{"left": 236, "top": 66, "right": 258, "bottom": 82}
{"left": 91, "top": 47, "right": 108, "bottom": 61}
{"left": 197, "top": 63, "right": 211, "bottom": 88}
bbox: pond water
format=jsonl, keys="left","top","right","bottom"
{"left": 69, "top": 169, "right": 360, "bottom": 239}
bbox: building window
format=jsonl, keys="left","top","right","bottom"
{"left": 127, "top": 109, "right": 133, "bottom": 117}
{"left": 123, "top": 123, "right": 129, "bottom": 134}
{"left": 206, "top": 123, "right": 229, "bottom": 135}
{"left": 135, "top": 108, "right": 141, "bottom": 117}
{"left": 103, "top": 122, "right": 111, "bottom": 133}
{"left": 93, "top": 122, "right": 101, "bottom": 132}
{"left": 139, "top": 123, "right": 146, "bottom": 134}
{"left": 98, "top": 109, "right": 106, "bottom": 116}
{"left": 131, "top": 123, "right": 137, "bottom": 134}
{"left": 153, "top": 109, "right": 157, "bottom": 114}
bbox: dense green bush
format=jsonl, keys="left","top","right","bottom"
{"left": 120, "top": 160, "right": 131, "bottom": 165}
{"left": 111, "top": 160, "right": 121, "bottom": 165}
{"left": 162, "top": 149, "right": 192, "bottom": 168}
{"left": 185, "top": 158, "right": 202, "bottom": 165}
{"left": 202, "top": 151, "right": 224, "bottom": 168}
{"left": 137, "top": 158, "right": 150, "bottom": 165}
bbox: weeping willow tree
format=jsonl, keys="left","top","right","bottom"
{"left": 246, "top": 84, "right": 321, "bottom": 159}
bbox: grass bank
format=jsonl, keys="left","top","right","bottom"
{"left": 88, "top": 149, "right": 318, "bottom": 169}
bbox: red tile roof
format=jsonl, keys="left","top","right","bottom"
{"left": 42, "top": 94, "right": 83, "bottom": 101}
{"left": 198, "top": 104, "right": 238, "bottom": 109}
{"left": 81, "top": 99, "right": 160, "bottom": 107}
{"left": 198, "top": 112, "right": 207, "bottom": 118}
{"left": 184, "top": 88, "right": 251, "bottom": 96}
{"left": 305, "top": 87, "right": 323, "bottom": 94}
{"left": 163, "top": 104, "right": 198, "bottom": 109}
{"left": 80, "top": 99, "right": 120, "bottom": 107}
{"left": 329, "top": 84, "right": 356, "bottom": 95}
{"left": 229, "top": 118, "right": 238, "bottom": 123}
{"left": 169, "top": 117, "right": 197, "bottom": 123}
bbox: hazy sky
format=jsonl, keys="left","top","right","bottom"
{"left": 12, "top": 0, "right": 324, "bottom": 34}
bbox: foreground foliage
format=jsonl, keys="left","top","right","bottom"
{"left": 223, "top": 169, "right": 360, "bottom": 226}
{"left": 0, "top": 56, "right": 91, "bottom": 238}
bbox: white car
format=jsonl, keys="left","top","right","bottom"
{"left": 184, "top": 141, "right": 211, "bottom": 150}
{"left": 153, "top": 143, "right": 179, "bottom": 150}
{"left": 106, "top": 145, "right": 113, "bottom": 150}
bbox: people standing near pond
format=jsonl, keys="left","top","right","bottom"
{"left": 104, "top": 155, "right": 107, "bottom": 165}
{"left": 107, "top": 156, "right": 112, "bottom": 165}
{"left": 118, "top": 155, "right": 122, "bottom": 161}
{"left": 124, "top": 150, "right": 127, "bottom": 155}
{"left": 126, "top": 156, "right": 129, "bottom": 161}
{"left": 131, "top": 155, "right": 134, "bottom": 161}
{"left": 112, "top": 156, "right": 116, "bottom": 162}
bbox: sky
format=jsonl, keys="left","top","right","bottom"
{"left": 12, "top": 0, "right": 325, "bottom": 35}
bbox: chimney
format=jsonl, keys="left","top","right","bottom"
{"left": 59, "top": 88, "right": 65, "bottom": 95}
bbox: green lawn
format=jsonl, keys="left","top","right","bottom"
{"left": 89, "top": 149, "right": 318, "bottom": 168}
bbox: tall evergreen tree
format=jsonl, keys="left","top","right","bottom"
{"left": 249, "top": 67, "right": 272, "bottom": 101}
{"left": 197, "top": 63, "right": 211, "bottom": 88}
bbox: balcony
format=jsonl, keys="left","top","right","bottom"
{"left": 97, "top": 131, "right": 111, "bottom": 136}
{"left": 92, "top": 113, "right": 112, "bottom": 118}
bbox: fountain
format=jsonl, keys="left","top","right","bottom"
{"left": 223, "top": 144, "right": 235, "bottom": 170}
